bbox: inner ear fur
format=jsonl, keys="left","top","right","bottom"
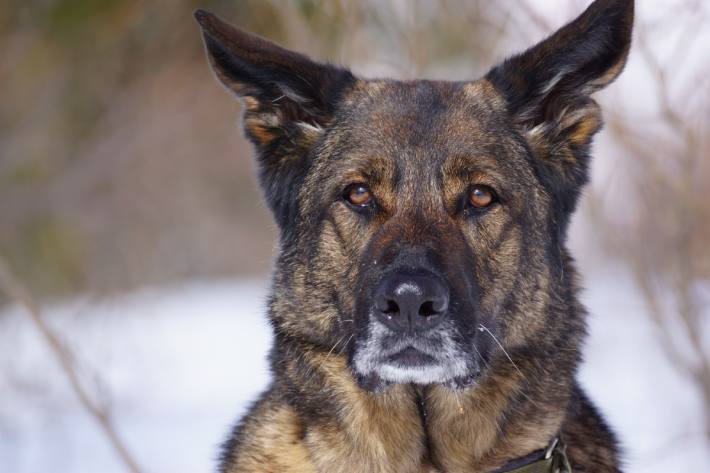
{"left": 195, "top": 10, "right": 355, "bottom": 148}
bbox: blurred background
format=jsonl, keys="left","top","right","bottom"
{"left": 0, "top": 0, "right": 708, "bottom": 472}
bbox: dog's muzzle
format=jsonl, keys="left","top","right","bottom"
{"left": 351, "top": 268, "right": 479, "bottom": 391}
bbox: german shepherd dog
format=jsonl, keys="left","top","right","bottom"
{"left": 195, "top": 1, "right": 633, "bottom": 471}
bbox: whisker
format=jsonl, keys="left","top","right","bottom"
{"left": 325, "top": 335, "right": 346, "bottom": 359}
{"left": 337, "top": 334, "right": 354, "bottom": 356}
{"left": 314, "top": 335, "right": 347, "bottom": 379}
{"left": 477, "top": 324, "right": 542, "bottom": 408}
{"left": 478, "top": 324, "right": 524, "bottom": 380}
{"left": 471, "top": 342, "right": 489, "bottom": 369}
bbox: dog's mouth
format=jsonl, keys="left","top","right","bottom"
{"left": 385, "top": 346, "right": 438, "bottom": 366}
{"left": 350, "top": 319, "right": 480, "bottom": 392}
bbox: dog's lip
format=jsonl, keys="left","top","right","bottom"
{"left": 385, "top": 346, "right": 438, "bottom": 366}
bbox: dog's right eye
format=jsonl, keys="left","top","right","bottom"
{"left": 343, "top": 184, "right": 374, "bottom": 208}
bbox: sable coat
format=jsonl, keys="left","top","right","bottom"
{"left": 194, "top": 1, "right": 634, "bottom": 472}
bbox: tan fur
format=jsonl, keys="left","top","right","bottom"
{"left": 224, "top": 350, "right": 571, "bottom": 473}
{"left": 225, "top": 403, "right": 315, "bottom": 473}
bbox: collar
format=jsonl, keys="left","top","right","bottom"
{"left": 492, "top": 437, "right": 572, "bottom": 473}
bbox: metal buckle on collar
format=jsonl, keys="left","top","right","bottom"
{"left": 549, "top": 437, "right": 573, "bottom": 473}
{"left": 494, "top": 436, "right": 572, "bottom": 473}
{"left": 545, "top": 438, "right": 559, "bottom": 461}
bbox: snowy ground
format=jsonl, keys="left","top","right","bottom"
{"left": 0, "top": 273, "right": 707, "bottom": 473}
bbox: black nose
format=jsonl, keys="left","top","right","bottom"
{"left": 373, "top": 271, "right": 449, "bottom": 332}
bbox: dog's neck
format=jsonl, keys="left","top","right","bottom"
{"left": 274, "top": 257, "right": 582, "bottom": 472}
{"left": 278, "top": 337, "right": 575, "bottom": 473}
{"left": 415, "top": 362, "right": 569, "bottom": 472}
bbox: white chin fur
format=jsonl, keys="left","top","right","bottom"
{"left": 352, "top": 319, "right": 470, "bottom": 385}
{"left": 377, "top": 363, "right": 461, "bottom": 385}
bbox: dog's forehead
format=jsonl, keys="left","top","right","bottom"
{"left": 333, "top": 79, "right": 514, "bottom": 168}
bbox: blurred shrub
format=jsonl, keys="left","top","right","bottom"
{"left": 0, "top": 0, "right": 508, "bottom": 298}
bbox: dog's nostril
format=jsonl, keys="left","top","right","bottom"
{"left": 375, "top": 296, "right": 400, "bottom": 314}
{"left": 418, "top": 300, "right": 437, "bottom": 317}
{"left": 383, "top": 300, "right": 399, "bottom": 315}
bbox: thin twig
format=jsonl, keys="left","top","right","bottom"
{"left": 518, "top": 1, "right": 553, "bottom": 33}
{"left": 594, "top": 4, "right": 710, "bottom": 442}
{"left": 0, "top": 258, "right": 145, "bottom": 473}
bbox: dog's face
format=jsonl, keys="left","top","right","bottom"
{"left": 308, "top": 81, "right": 549, "bottom": 390}
{"left": 196, "top": 0, "right": 633, "bottom": 391}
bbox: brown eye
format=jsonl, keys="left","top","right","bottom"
{"left": 345, "top": 184, "right": 373, "bottom": 207}
{"left": 468, "top": 185, "right": 496, "bottom": 209}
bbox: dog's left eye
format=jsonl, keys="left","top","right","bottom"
{"left": 467, "top": 185, "right": 497, "bottom": 209}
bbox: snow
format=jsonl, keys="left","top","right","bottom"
{"left": 0, "top": 274, "right": 707, "bottom": 473}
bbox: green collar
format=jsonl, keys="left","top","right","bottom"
{"left": 493, "top": 438, "right": 572, "bottom": 473}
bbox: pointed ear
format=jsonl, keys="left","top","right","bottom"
{"left": 194, "top": 10, "right": 355, "bottom": 228}
{"left": 486, "top": 0, "right": 633, "bottom": 211}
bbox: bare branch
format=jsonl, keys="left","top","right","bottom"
{"left": 0, "top": 258, "right": 146, "bottom": 473}
{"left": 591, "top": 2, "right": 710, "bottom": 444}
{"left": 517, "top": 1, "right": 553, "bottom": 32}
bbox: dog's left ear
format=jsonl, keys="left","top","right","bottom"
{"left": 486, "top": 0, "right": 633, "bottom": 211}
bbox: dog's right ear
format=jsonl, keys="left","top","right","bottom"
{"left": 195, "top": 10, "right": 355, "bottom": 227}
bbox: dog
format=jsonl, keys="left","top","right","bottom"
{"left": 195, "top": 1, "right": 633, "bottom": 471}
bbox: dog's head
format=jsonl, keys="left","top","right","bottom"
{"left": 196, "top": 0, "right": 633, "bottom": 392}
